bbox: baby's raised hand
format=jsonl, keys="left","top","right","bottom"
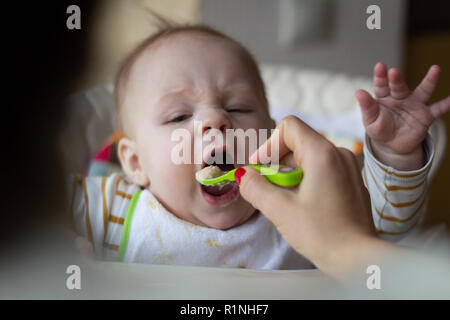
{"left": 356, "top": 63, "right": 450, "bottom": 170}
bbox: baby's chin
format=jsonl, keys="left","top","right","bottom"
{"left": 152, "top": 181, "right": 257, "bottom": 229}
{"left": 196, "top": 201, "right": 257, "bottom": 230}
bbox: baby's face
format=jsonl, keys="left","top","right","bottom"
{"left": 121, "top": 34, "right": 274, "bottom": 229}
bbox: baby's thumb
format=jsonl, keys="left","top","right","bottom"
{"left": 238, "top": 166, "right": 287, "bottom": 218}
{"left": 355, "top": 89, "right": 379, "bottom": 127}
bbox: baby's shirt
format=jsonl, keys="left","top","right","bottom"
{"left": 362, "top": 134, "right": 434, "bottom": 241}
{"left": 68, "top": 174, "right": 313, "bottom": 269}
{"left": 68, "top": 135, "right": 434, "bottom": 268}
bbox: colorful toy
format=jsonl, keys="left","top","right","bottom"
{"left": 87, "top": 131, "right": 124, "bottom": 177}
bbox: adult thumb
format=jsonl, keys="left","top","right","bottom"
{"left": 238, "top": 166, "right": 290, "bottom": 219}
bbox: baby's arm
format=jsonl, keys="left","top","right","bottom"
{"left": 362, "top": 136, "right": 433, "bottom": 241}
{"left": 356, "top": 63, "right": 448, "bottom": 240}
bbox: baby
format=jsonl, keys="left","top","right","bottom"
{"left": 69, "top": 24, "right": 448, "bottom": 269}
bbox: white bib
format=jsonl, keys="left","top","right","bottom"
{"left": 122, "top": 189, "right": 313, "bottom": 270}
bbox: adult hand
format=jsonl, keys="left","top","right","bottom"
{"left": 238, "top": 116, "right": 382, "bottom": 279}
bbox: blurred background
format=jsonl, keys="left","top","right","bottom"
{"left": 75, "top": 0, "right": 450, "bottom": 229}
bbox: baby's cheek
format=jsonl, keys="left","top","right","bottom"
{"left": 151, "top": 159, "right": 194, "bottom": 189}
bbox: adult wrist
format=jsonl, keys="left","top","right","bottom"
{"left": 316, "top": 233, "right": 384, "bottom": 281}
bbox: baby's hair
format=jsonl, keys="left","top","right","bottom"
{"left": 114, "top": 13, "right": 268, "bottom": 130}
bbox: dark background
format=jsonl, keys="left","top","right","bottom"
{"left": 406, "top": 0, "right": 450, "bottom": 229}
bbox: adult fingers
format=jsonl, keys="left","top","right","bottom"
{"left": 335, "top": 147, "right": 375, "bottom": 229}
{"left": 249, "top": 115, "right": 329, "bottom": 169}
{"left": 337, "top": 148, "right": 360, "bottom": 178}
{"left": 238, "top": 166, "right": 293, "bottom": 226}
{"left": 279, "top": 153, "right": 298, "bottom": 168}
{"left": 253, "top": 151, "right": 298, "bottom": 169}
{"left": 337, "top": 148, "right": 366, "bottom": 197}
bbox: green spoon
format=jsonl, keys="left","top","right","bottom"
{"left": 196, "top": 164, "right": 303, "bottom": 187}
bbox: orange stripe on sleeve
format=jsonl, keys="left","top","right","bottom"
{"left": 121, "top": 179, "right": 133, "bottom": 185}
{"left": 109, "top": 215, "right": 125, "bottom": 225}
{"left": 116, "top": 190, "right": 132, "bottom": 200}
{"left": 374, "top": 194, "right": 426, "bottom": 223}
{"left": 104, "top": 242, "right": 119, "bottom": 251}
{"left": 367, "top": 165, "right": 425, "bottom": 208}
{"left": 115, "top": 175, "right": 134, "bottom": 189}
{"left": 376, "top": 218, "right": 419, "bottom": 235}
{"left": 385, "top": 179, "right": 425, "bottom": 191}
{"left": 363, "top": 167, "right": 369, "bottom": 187}
{"left": 115, "top": 176, "right": 124, "bottom": 190}
{"left": 375, "top": 161, "right": 428, "bottom": 178}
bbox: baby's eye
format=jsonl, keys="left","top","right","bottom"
{"left": 226, "top": 107, "right": 250, "bottom": 113}
{"left": 170, "top": 114, "right": 191, "bottom": 123}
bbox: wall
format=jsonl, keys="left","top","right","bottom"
{"left": 77, "top": 0, "right": 407, "bottom": 87}
{"left": 201, "top": 0, "right": 406, "bottom": 77}
{"left": 76, "top": 0, "right": 200, "bottom": 91}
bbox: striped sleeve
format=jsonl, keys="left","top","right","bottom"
{"left": 362, "top": 134, "right": 434, "bottom": 242}
{"left": 67, "top": 173, "right": 140, "bottom": 260}
{"left": 103, "top": 175, "right": 141, "bottom": 261}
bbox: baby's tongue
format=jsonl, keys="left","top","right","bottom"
{"left": 203, "top": 182, "right": 234, "bottom": 196}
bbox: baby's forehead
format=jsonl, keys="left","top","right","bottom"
{"left": 128, "top": 33, "right": 262, "bottom": 98}
{"left": 133, "top": 33, "right": 253, "bottom": 77}
{"left": 141, "top": 31, "right": 243, "bottom": 59}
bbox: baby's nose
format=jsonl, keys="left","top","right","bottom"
{"left": 195, "top": 108, "right": 232, "bottom": 134}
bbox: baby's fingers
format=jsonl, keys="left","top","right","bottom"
{"left": 356, "top": 89, "right": 379, "bottom": 127}
{"left": 430, "top": 96, "right": 450, "bottom": 119}
{"left": 413, "top": 65, "right": 441, "bottom": 103}
{"left": 388, "top": 68, "right": 410, "bottom": 99}
{"left": 373, "top": 62, "right": 390, "bottom": 98}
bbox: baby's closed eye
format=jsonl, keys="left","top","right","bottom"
{"left": 168, "top": 107, "right": 251, "bottom": 123}
{"left": 169, "top": 114, "right": 192, "bottom": 123}
{"left": 226, "top": 107, "right": 251, "bottom": 113}
{"left": 226, "top": 104, "right": 253, "bottom": 113}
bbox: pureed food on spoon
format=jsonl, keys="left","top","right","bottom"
{"left": 195, "top": 165, "right": 223, "bottom": 183}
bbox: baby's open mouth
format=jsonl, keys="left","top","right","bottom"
{"left": 199, "top": 151, "right": 240, "bottom": 205}
{"left": 201, "top": 182, "right": 235, "bottom": 196}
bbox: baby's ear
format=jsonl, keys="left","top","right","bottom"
{"left": 117, "top": 137, "right": 150, "bottom": 187}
